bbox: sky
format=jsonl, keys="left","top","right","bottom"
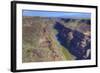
{"left": 22, "top": 10, "right": 91, "bottom": 19}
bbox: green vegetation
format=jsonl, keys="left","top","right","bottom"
{"left": 61, "top": 47, "right": 74, "bottom": 60}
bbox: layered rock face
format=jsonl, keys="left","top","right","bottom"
{"left": 22, "top": 16, "right": 91, "bottom": 63}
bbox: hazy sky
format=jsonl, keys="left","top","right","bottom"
{"left": 23, "top": 10, "right": 91, "bottom": 19}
